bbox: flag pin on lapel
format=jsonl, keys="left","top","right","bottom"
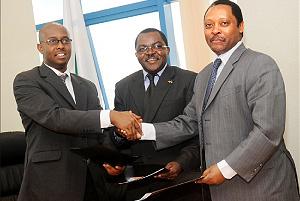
{"left": 168, "top": 80, "right": 173, "bottom": 84}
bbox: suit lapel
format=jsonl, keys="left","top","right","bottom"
{"left": 199, "top": 67, "right": 211, "bottom": 113}
{"left": 129, "top": 71, "right": 145, "bottom": 116}
{"left": 39, "top": 65, "right": 76, "bottom": 109}
{"left": 143, "top": 66, "right": 175, "bottom": 122}
{"left": 205, "top": 44, "right": 247, "bottom": 110}
{"left": 71, "top": 74, "right": 87, "bottom": 110}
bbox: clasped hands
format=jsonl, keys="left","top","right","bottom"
{"left": 110, "top": 110, "right": 142, "bottom": 140}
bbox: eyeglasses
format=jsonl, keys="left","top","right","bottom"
{"left": 40, "top": 38, "right": 72, "bottom": 46}
{"left": 136, "top": 43, "right": 168, "bottom": 54}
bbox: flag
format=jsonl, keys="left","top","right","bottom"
{"left": 63, "top": 0, "right": 108, "bottom": 108}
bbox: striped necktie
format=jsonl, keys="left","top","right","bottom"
{"left": 202, "top": 58, "right": 222, "bottom": 110}
{"left": 59, "top": 73, "right": 67, "bottom": 84}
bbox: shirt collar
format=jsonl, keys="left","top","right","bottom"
{"left": 43, "top": 62, "right": 71, "bottom": 77}
{"left": 214, "top": 41, "right": 242, "bottom": 65}
{"left": 142, "top": 62, "right": 167, "bottom": 81}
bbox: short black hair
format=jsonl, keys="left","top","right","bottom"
{"left": 205, "top": 0, "right": 243, "bottom": 27}
{"left": 135, "top": 28, "right": 168, "bottom": 48}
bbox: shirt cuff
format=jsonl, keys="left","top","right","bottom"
{"left": 217, "top": 160, "right": 237, "bottom": 179}
{"left": 140, "top": 123, "right": 156, "bottom": 140}
{"left": 100, "top": 110, "right": 113, "bottom": 128}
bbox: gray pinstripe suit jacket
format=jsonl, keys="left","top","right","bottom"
{"left": 154, "top": 43, "right": 299, "bottom": 201}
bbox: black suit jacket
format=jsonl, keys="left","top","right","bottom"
{"left": 13, "top": 64, "right": 104, "bottom": 201}
{"left": 113, "top": 65, "right": 198, "bottom": 169}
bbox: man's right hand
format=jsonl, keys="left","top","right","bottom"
{"left": 110, "top": 110, "right": 142, "bottom": 139}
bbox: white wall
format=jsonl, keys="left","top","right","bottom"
{"left": 1, "top": 0, "right": 40, "bottom": 131}
{"left": 238, "top": 0, "right": 300, "bottom": 181}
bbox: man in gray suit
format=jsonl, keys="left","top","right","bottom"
{"left": 124, "top": 1, "right": 300, "bottom": 201}
{"left": 13, "top": 22, "right": 141, "bottom": 201}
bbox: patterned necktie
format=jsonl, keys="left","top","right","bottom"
{"left": 202, "top": 58, "right": 222, "bottom": 110}
{"left": 59, "top": 73, "right": 67, "bottom": 84}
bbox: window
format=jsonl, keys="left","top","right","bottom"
{"left": 32, "top": 0, "right": 62, "bottom": 24}
{"left": 32, "top": 0, "right": 185, "bottom": 108}
{"left": 81, "top": 0, "right": 145, "bottom": 14}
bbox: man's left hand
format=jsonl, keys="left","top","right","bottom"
{"left": 195, "top": 164, "right": 225, "bottom": 185}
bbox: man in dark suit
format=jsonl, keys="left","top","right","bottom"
{"left": 103, "top": 28, "right": 202, "bottom": 201}
{"left": 13, "top": 22, "right": 141, "bottom": 201}
{"left": 124, "top": 1, "right": 300, "bottom": 201}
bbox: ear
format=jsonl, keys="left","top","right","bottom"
{"left": 37, "top": 43, "right": 44, "bottom": 54}
{"left": 166, "top": 46, "right": 170, "bottom": 55}
{"left": 239, "top": 21, "right": 244, "bottom": 34}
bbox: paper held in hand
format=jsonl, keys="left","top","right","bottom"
{"left": 118, "top": 167, "right": 166, "bottom": 185}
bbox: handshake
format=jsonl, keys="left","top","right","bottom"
{"left": 110, "top": 110, "right": 142, "bottom": 140}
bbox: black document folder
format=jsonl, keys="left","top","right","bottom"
{"left": 70, "top": 145, "right": 140, "bottom": 166}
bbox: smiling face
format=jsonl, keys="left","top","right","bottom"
{"left": 37, "top": 23, "right": 71, "bottom": 72}
{"left": 204, "top": 4, "right": 244, "bottom": 55}
{"left": 135, "top": 31, "right": 170, "bottom": 74}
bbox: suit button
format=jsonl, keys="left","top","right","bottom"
{"left": 83, "top": 158, "right": 90, "bottom": 165}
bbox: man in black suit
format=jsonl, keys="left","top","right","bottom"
{"left": 13, "top": 22, "right": 141, "bottom": 201}
{"left": 103, "top": 28, "right": 201, "bottom": 201}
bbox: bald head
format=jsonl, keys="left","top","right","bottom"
{"left": 37, "top": 22, "right": 72, "bottom": 72}
{"left": 38, "top": 22, "right": 69, "bottom": 43}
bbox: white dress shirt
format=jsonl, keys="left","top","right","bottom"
{"left": 142, "top": 63, "right": 167, "bottom": 89}
{"left": 45, "top": 63, "right": 112, "bottom": 129}
{"left": 45, "top": 63, "right": 76, "bottom": 103}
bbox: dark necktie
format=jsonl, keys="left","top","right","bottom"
{"left": 202, "top": 58, "right": 222, "bottom": 110}
{"left": 146, "top": 74, "right": 155, "bottom": 96}
{"left": 59, "top": 73, "right": 67, "bottom": 84}
{"left": 143, "top": 73, "right": 156, "bottom": 121}
{"left": 132, "top": 74, "right": 157, "bottom": 159}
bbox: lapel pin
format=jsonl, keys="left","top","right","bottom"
{"left": 168, "top": 80, "right": 173, "bottom": 84}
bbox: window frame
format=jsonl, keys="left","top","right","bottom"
{"left": 34, "top": 0, "right": 179, "bottom": 108}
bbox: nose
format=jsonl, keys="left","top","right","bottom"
{"left": 145, "top": 46, "right": 155, "bottom": 54}
{"left": 212, "top": 25, "right": 221, "bottom": 34}
{"left": 56, "top": 40, "right": 65, "bottom": 49}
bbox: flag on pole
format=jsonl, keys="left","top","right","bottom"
{"left": 63, "top": 0, "right": 108, "bottom": 108}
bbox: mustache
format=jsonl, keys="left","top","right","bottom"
{"left": 210, "top": 35, "right": 225, "bottom": 42}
